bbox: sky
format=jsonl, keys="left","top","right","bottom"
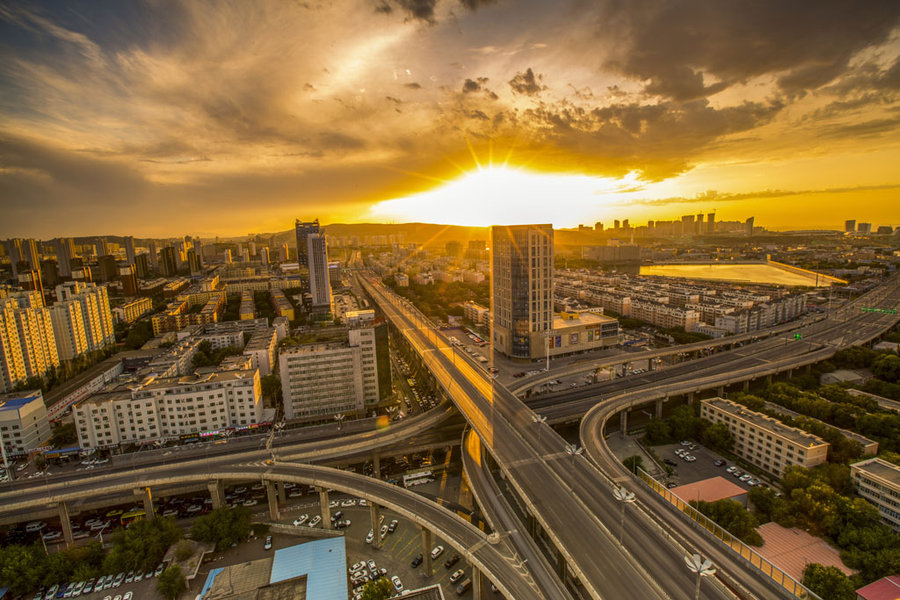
{"left": 1, "top": 0, "right": 899, "bottom": 238}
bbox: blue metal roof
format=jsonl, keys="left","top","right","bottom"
{"left": 270, "top": 537, "right": 347, "bottom": 599}
{"left": 200, "top": 567, "right": 224, "bottom": 597}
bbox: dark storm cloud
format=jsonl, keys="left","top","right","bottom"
{"left": 508, "top": 68, "right": 546, "bottom": 96}
{"left": 598, "top": 0, "right": 900, "bottom": 100}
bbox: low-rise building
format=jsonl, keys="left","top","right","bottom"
{"left": 279, "top": 327, "right": 379, "bottom": 422}
{"left": 0, "top": 390, "right": 50, "bottom": 458}
{"left": 851, "top": 458, "right": 900, "bottom": 532}
{"left": 700, "top": 397, "right": 829, "bottom": 475}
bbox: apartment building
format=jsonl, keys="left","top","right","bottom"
{"left": 0, "top": 390, "right": 51, "bottom": 457}
{"left": 851, "top": 458, "right": 900, "bottom": 531}
{"left": 700, "top": 397, "right": 829, "bottom": 475}
{"left": 279, "top": 327, "right": 378, "bottom": 422}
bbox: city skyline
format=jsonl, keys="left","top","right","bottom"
{"left": 1, "top": 1, "right": 899, "bottom": 237}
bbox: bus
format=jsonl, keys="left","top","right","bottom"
{"left": 402, "top": 471, "right": 433, "bottom": 488}
{"left": 120, "top": 509, "right": 145, "bottom": 527}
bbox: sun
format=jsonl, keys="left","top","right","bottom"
{"left": 369, "top": 165, "right": 644, "bottom": 228}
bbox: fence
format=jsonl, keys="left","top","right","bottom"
{"left": 636, "top": 467, "right": 821, "bottom": 600}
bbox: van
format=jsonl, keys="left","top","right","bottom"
{"left": 455, "top": 578, "right": 472, "bottom": 595}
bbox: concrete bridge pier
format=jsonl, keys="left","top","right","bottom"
{"left": 420, "top": 527, "right": 433, "bottom": 576}
{"left": 208, "top": 480, "right": 224, "bottom": 509}
{"left": 58, "top": 501, "right": 74, "bottom": 548}
{"left": 619, "top": 410, "right": 628, "bottom": 438}
{"left": 372, "top": 454, "right": 381, "bottom": 479}
{"left": 318, "top": 487, "right": 331, "bottom": 528}
{"left": 265, "top": 481, "right": 280, "bottom": 521}
{"left": 134, "top": 487, "right": 154, "bottom": 520}
{"left": 370, "top": 503, "right": 382, "bottom": 548}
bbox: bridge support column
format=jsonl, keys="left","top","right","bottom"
{"left": 134, "top": 487, "right": 154, "bottom": 520}
{"left": 265, "top": 481, "right": 280, "bottom": 521}
{"left": 318, "top": 487, "right": 331, "bottom": 529}
{"left": 208, "top": 480, "right": 224, "bottom": 509}
{"left": 556, "top": 548, "right": 568, "bottom": 581}
{"left": 277, "top": 482, "right": 286, "bottom": 506}
{"left": 743, "top": 380, "right": 750, "bottom": 392}
{"left": 619, "top": 410, "right": 628, "bottom": 438}
{"left": 655, "top": 398, "right": 664, "bottom": 419}
{"left": 370, "top": 503, "right": 382, "bottom": 548}
{"left": 58, "top": 501, "right": 74, "bottom": 548}
{"left": 472, "top": 565, "right": 483, "bottom": 600}
{"left": 420, "top": 527, "right": 433, "bottom": 577}
{"left": 372, "top": 454, "right": 381, "bottom": 479}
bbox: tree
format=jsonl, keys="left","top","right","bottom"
{"left": 801, "top": 564, "right": 855, "bottom": 600}
{"left": 191, "top": 506, "right": 252, "bottom": 551}
{"left": 157, "top": 565, "right": 186, "bottom": 600}
{"left": 643, "top": 418, "right": 671, "bottom": 445}
{"left": 360, "top": 577, "right": 395, "bottom": 600}
{"left": 701, "top": 422, "right": 733, "bottom": 451}
{"left": 622, "top": 455, "right": 644, "bottom": 474}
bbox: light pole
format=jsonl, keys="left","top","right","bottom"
{"left": 531, "top": 414, "right": 547, "bottom": 441}
{"left": 564, "top": 443, "right": 583, "bottom": 464}
{"left": 612, "top": 486, "right": 635, "bottom": 544}
{"left": 684, "top": 553, "right": 716, "bottom": 600}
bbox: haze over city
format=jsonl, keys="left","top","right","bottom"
{"left": 1, "top": 1, "right": 900, "bottom": 237}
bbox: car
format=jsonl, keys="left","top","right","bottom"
{"left": 309, "top": 515, "right": 322, "bottom": 527}
{"left": 714, "top": 459, "right": 726, "bottom": 467}
{"left": 391, "top": 576, "right": 404, "bottom": 592}
{"left": 411, "top": 554, "right": 423, "bottom": 568}
{"left": 293, "top": 514, "right": 309, "bottom": 526}
{"left": 365, "top": 530, "right": 374, "bottom": 543}
{"left": 388, "top": 519, "right": 399, "bottom": 533}
{"left": 450, "top": 569, "right": 465, "bottom": 583}
{"left": 430, "top": 545, "right": 444, "bottom": 559}
{"left": 444, "top": 554, "right": 460, "bottom": 569}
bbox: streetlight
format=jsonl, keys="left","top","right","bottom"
{"left": 564, "top": 443, "right": 583, "bottom": 464}
{"left": 531, "top": 414, "right": 547, "bottom": 441}
{"left": 684, "top": 553, "right": 716, "bottom": 600}
{"left": 612, "top": 486, "right": 635, "bottom": 544}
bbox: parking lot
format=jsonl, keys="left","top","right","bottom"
{"left": 657, "top": 442, "right": 771, "bottom": 492}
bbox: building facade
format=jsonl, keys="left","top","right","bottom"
{"left": 279, "top": 327, "right": 378, "bottom": 422}
{"left": 700, "top": 397, "right": 829, "bottom": 475}
{"left": 851, "top": 458, "right": 900, "bottom": 531}
{"left": 490, "top": 224, "right": 554, "bottom": 359}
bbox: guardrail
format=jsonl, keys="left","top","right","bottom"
{"left": 635, "top": 467, "right": 821, "bottom": 600}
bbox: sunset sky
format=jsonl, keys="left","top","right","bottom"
{"left": 1, "top": 1, "right": 899, "bottom": 238}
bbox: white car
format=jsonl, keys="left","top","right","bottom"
{"left": 292, "top": 514, "right": 309, "bottom": 526}
{"left": 430, "top": 545, "right": 444, "bottom": 559}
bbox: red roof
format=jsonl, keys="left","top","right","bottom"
{"left": 756, "top": 523, "right": 855, "bottom": 581}
{"left": 670, "top": 476, "right": 747, "bottom": 504}
{"left": 857, "top": 575, "right": 900, "bottom": 600}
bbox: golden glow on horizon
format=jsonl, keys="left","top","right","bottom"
{"left": 369, "top": 164, "right": 648, "bottom": 228}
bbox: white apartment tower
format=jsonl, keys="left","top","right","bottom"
{"left": 490, "top": 224, "right": 554, "bottom": 359}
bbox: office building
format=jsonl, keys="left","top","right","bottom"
{"left": 123, "top": 236, "right": 135, "bottom": 265}
{"left": 700, "top": 397, "right": 829, "bottom": 475}
{"left": 295, "top": 219, "right": 320, "bottom": 269}
{"left": 0, "top": 390, "right": 51, "bottom": 458}
{"left": 279, "top": 327, "right": 379, "bottom": 422}
{"left": 844, "top": 220, "right": 856, "bottom": 233}
{"left": 851, "top": 458, "right": 900, "bottom": 532}
{"left": 490, "top": 224, "right": 554, "bottom": 359}
{"left": 49, "top": 282, "right": 115, "bottom": 360}
{"left": 160, "top": 246, "right": 177, "bottom": 277}
{"left": 307, "top": 233, "right": 332, "bottom": 310}
{"left": 54, "top": 238, "right": 76, "bottom": 278}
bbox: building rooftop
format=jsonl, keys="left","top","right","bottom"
{"left": 852, "top": 458, "right": 900, "bottom": 488}
{"left": 703, "top": 398, "right": 828, "bottom": 448}
{"left": 670, "top": 476, "right": 747, "bottom": 504}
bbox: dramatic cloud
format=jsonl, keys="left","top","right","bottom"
{"left": 0, "top": 0, "right": 898, "bottom": 236}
